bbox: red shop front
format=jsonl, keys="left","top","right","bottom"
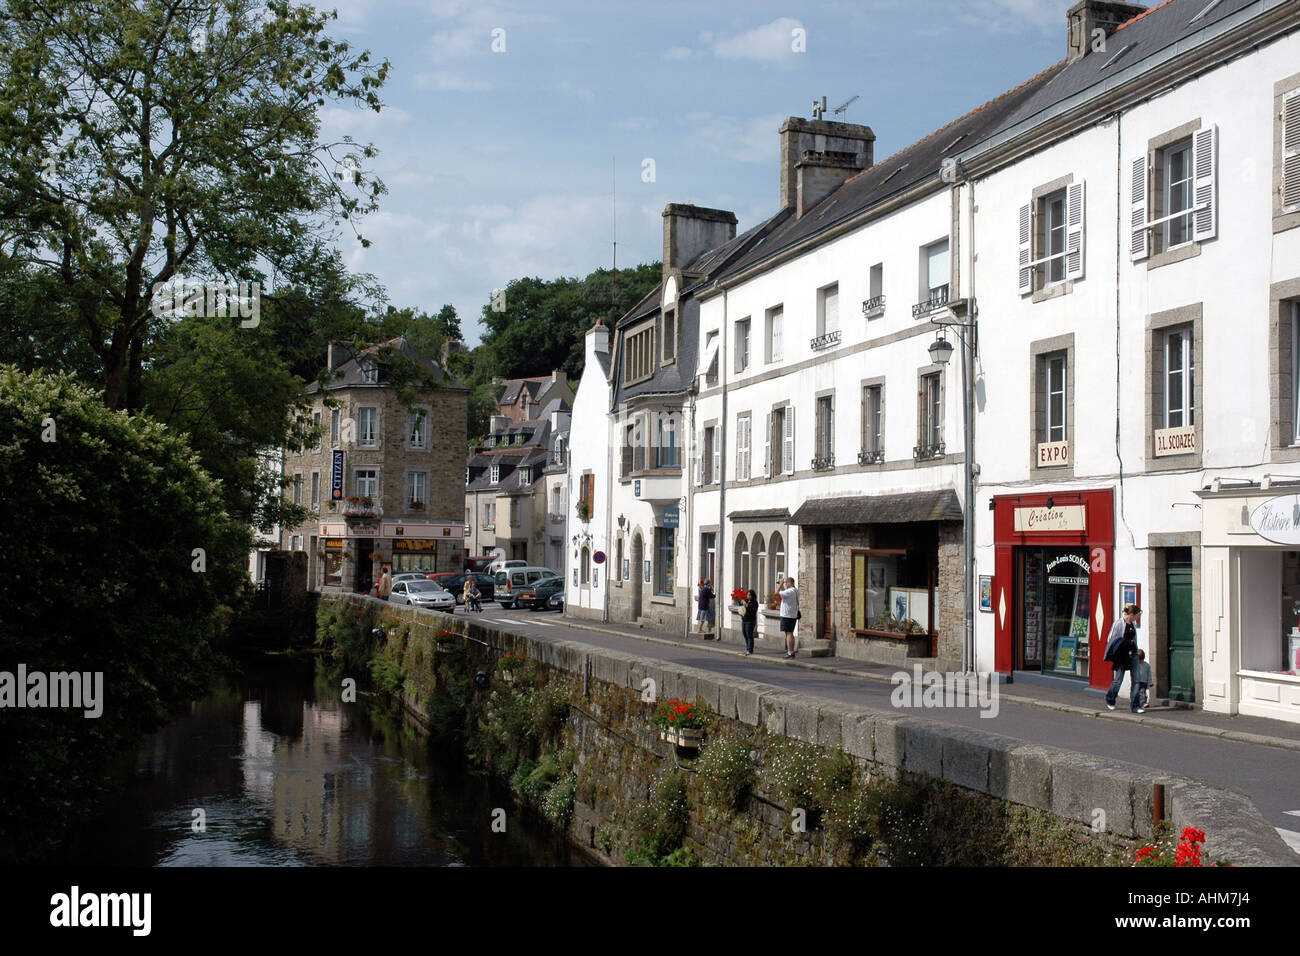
{"left": 991, "top": 489, "right": 1115, "bottom": 690}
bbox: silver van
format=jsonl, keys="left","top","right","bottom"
{"left": 494, "top": 566, "right": 554, "bottom": 609}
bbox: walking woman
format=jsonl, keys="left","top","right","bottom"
{"left": 778, "top": 577, "right": 799, "bottom": 658}
{"left": 741, "top": 589, "right": 759, "bottom": 656}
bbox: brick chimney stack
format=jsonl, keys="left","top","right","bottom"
{"left": 779, "top": 117, "right": 874, "bottom": 216}
{"left": 1067, "top": 0, "right": 1146, "bottom": 62}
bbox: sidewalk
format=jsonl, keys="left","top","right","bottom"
{"left": 555, "top": 613, "right": 1300, "bottom": 754}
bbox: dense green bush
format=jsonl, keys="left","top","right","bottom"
{"left": 0, "top": 366, "right": 251, "bottom": 862}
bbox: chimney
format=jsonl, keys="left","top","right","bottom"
{"left": 551, "top": 369, "right": 567, "bottom": 387}
{"left": 490, "top": 415, "right": 509, "bottom": 434}
{"left": 327, "top": 342, "right": 344, "bottom": 370}
{"left": 1067, "top": 1, "right": 1145, "bottom": 62}
{"left": 586, "top": 318, "right": 610, "bottom": 367}
{"left": 780, "top": 117, "right": 875, "bottom": 214}
{"left": 662, "top": 204, "right": 737, "bottom": 274}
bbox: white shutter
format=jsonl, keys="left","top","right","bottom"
{"left": 763, "top": 412, "right": 772, "bottom": 478}
{"left": 1130, "top": 156, "right": 1149, "bottom": 261}
{"left": 782, "top": 407, "right": 794, "bottom": 474}
{"left": 711, "top": 426, "right": 721, "bottom": 485}
{"left": 737, "top": 416, "right": 750, "bottom": 480}
{"left": 693, "top": 430, "right": 702, "bottom": 486}
{"left": 1065, "top": 180, "right": 1085, "bottom": 280}
{"left": 1284, "top": 89, "right": 1300, "bottom": 210}
{"left": 1018, "top": 203, "right": 1032, "bottom": 293}
{"left": 1192, "top": 124, "right": 1217, "bottom": 242}
{"left": 825, "top": 285, "right": 838, "bottom": 333}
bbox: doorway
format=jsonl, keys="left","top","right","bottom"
{"left": 354, "top": 539, "right": 374, "bottom": 593}
{"left": 1166, "top": 548, "right": 1195, "bottom": 702}
{"left": 630, "top": 532, "right": 644, "bottom": 620}
{"left": 1015, "top": 546, "right": 1091, "bottom": 680}
{"left": 819, "top": 529, "right": 832, "bottom": 638}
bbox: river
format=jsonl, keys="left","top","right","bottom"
{"left": 65, "top": 654, "right": 585, "bottom": 866}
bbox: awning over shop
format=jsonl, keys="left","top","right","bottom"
{"left": 790, "top": 489, "right": 962, "bottom": 526}
{"left": 728, "top": 508, "right": 791, "bottom": 523}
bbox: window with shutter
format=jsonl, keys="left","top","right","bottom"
{"left": 736, "top": 414, "right": 750, "bottom": 480}
{"left": 1130, "top": 156, "right": 1149, "bottom": 261}
{"left": 693, "top": 431, "right": 702, "bottom": 486}
{"left": 1191, "top": 125, "right": 1217, "bottom": 242}
{"left": 782, "top": 406, "right": 794, "bottom": 475}
{"left": 1066, "top": 181, "right": 1085, "bottom": 280}
{"left": 763, "top": 412, "right": 772, "bottom": 478}
{"left": 1018, "top": 203, "right": 1033, "bottom": 293}
{"left": 1285, "top": 89, "right": 1300, "bottom": 212}
{"left": 711, "top": 426, "right": 721, "bottom": 485}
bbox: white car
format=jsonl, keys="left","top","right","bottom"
{"left": 389, "top": 580, "right": 455, "bottom": 611}
{"left": 391, "top": 572, "right": 432, "bottom": 586}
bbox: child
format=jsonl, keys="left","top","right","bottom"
{"left": 1135, "top": 648, "right": 1152, "bottom": 711}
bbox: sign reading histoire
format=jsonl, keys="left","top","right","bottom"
{"left": 1249, "top": 494, "right": 1300, "bottom": 545}
{"left": 1013, "top": 505, "right": 1086, "bottom": 533}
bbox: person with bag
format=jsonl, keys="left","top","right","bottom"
{"left": 697, "top": 579, "right": 716, "bottom": 637}
{"left": 740, "top": 589, "right": 759, "bottom": 656}
{"left": 778, "top": 577, "right": 800, "bottom": 658}
{"left": 1103, "top": 603, "right": 1142, "bottom": 712}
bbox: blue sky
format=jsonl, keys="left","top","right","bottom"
{"left": 319, "top": 0, "right": 1072, "bottom": 345}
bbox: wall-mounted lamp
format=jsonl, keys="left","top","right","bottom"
{"left": 618, "top": 514, "right": 626, "bottom": 529}
{"left": 1045, "top": 496, "right": 1055, "bottom": 510}
{"left": 928, "top": 332, "right": 954, "bottom": 366}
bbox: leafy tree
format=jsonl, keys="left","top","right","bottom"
{"left": 0, "top": 366, "right": 251, "bottom": 862}
{"left": 0, "top": 0, "right": 390, "bottom": 409}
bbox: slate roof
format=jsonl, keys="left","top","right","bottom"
{"left": 465, "top": 417, "right": 553, "bottom": 494}
{"left": 985, "top": 0, "right": 1259, "bottom": 143}
{"left": 499, "top": 376, "right": 549, "bottom": 406}
{"left": 307, "top": 336, "right": 449, "bottom": 393}
{"left": 708, "top": 0, "right": 1275, "bottom": 286}
{"left": 790, "top": 489, "right": 963, "bottom": 526}
{"left": 728, "top": 508, "right": 793, "bottom": 523}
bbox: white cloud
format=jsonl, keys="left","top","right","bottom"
{"left": 318, "top": 105, "right": 412, "bottom": 138}
{"left": 685, "top": 112, "right": 785, "bottom": 165}
{"left": 412, "top": 71, "right": 493, "bottom": 92}
{"left": 712, "top": 17, "right": 804, "bottom": 65}
{"left": 664, "top": 46, "right": 692, "bottom": 60}
{"left": 963, "top": 0, "right": 1061, "bottom": 33}
{"left": 614, "top": 116, "right": 653, "bottom": 131}
{"left": 556, "top": 79, "right": 595, "bottom": 101}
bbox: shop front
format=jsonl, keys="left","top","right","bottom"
{"left": 316, "top": 520, "right": 465, "bottom": 591}
{"left": 1197, "top": 483, "right": 1300, "bottom": 723}
{"left": 991, "top": 489, "right": 1115, "bottom": 690}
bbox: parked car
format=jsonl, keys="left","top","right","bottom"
{"left": 486, "top": 557, "right": 527, "bottom": 575}
{"left": 388, "top": 580, "right": 455, "bottom": 611}
{"left": 547, "top": 591, "right": 564, "bottom": 611}
{"left": 493, "top": 566, "right": 555, "bottom": 609}
{"left": 437, "top": 572, "right": 496, "bottom": 605}
{"left": 426, "top": 572, "right": 460, "bottom": 586}
{"left": 515, "top": 574, "right": 564, "bottom": 610}
{"left": 392, "top": 572, "right": 433, "bottom": 586}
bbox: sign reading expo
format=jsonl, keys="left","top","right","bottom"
{"left": 1249, "top": 494, "right": 1300, "bottom": 545}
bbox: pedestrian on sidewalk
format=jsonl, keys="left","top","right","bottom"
{"left": 741, "top": 589, "right": 759, "bottom": 656}
{"left": 779, "top": 577, "right": 799, "bottom": 658}
{"left": 697, "top": 579, "right": 715, "bottom": 637}
{"left": 1134, "top": 648, "right": 1152, "bottom": 710}
{"left": 1103, "top": 603, "right": 1142, "bottom": 712}
{"left": 378, "top": 566, "right": 393, "bottom": 600}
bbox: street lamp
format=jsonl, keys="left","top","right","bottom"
{"left": 928, "top": 303, "right": 977, "bottom": 675}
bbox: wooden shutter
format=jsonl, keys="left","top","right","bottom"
{"left": 711, "top": 427, "right": 721, "bottom": 485}
{"left": 1018, "top": 202, "right": 1033, "bottom": 293}
{"left": 1130, "top": 156, "right": 1149, "bottom": 261}
{"left": 1066, "top": 180, "right": 1085, "bottom": 280}
{"left": 736, "top": 416, "right": 749, "bottom": 480}
{"left": 693, "top": 430, "right": 702, "bottom": 485}
{"left": 1285, "top": 89, "right": 1300, "bottom": 210}
{"left": 763, "top": 412, "right": 772, "bottom": 478}
{"left": 782, "top": 407, "right": 794, "bottom": 474}
{"left": 1192, "top": 124, "right": 1217, "bottom": 242}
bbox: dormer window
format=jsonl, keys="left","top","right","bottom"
{"left": 662, "top": 309, "right": 676, "bottom": 364}
{"left": 360, "top": 361, "right": 378, "bottom": 384}
{"left": 490, "top": 465, "right": 500, "bottom": 485}
{"left": 520, "top": 466, "right": 531, "bottom": 484}
{"left": 465, "top": 467, "right": 470, "bottom": 486}
{"left": 553, "top": 436, "right": 566, "bottom": 466}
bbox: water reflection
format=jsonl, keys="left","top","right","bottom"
{"left": 69, "top": 656, "right": 582, "bottom": 867}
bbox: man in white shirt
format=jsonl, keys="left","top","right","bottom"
{"left": 778, "top": 577, "right": 799, "bottom": 658}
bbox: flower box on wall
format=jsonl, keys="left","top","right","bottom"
{"left": 659, "top": 727, "right": 704, "bottom": 749}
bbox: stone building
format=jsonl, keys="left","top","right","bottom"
{"left": 496, "top": 372, "right": 573, "bottom": 425}
{"left": 281, "top": 337, "right": 468, "bottom": 592}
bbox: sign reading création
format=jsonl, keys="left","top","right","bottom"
{"left": 1014, "top": 505, "right": 1086, "bottom": 533}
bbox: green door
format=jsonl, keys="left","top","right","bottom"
{"left": 1166, "top": 550, "right": 1194, "bottom": 702}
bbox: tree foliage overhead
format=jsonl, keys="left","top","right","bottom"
{"left": 0, "top": 0, "right": 390, "bottom": 409}
{"left": 0, "top": 366, "right": 251, "bottom": 862}
{"left": 477, "top": 262, "right": 660, "bottom": 383}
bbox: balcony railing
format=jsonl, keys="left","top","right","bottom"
{"left": 812, "top": 454, "right": 835, "bottom": 472}
{"left": 913, "top": 441, "right": 945, "bottom": 461}
{"left": 911, "top": 285, "right": 950, "bottom": 319}
{"left": 342, "top": 497, "right": 381, "bottom": 518}
{"left": 810, "top": 330, "right": 842, "bottom": 351}
{"left": 862, "top": 294, "right": 885, "bottom": 318}
{"left": 858, "top": 448, "right": 884, "bottom": 465}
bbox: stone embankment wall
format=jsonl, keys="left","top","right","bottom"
{"left": 319, "top": 594, "right": 1295, "bottom": 867}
